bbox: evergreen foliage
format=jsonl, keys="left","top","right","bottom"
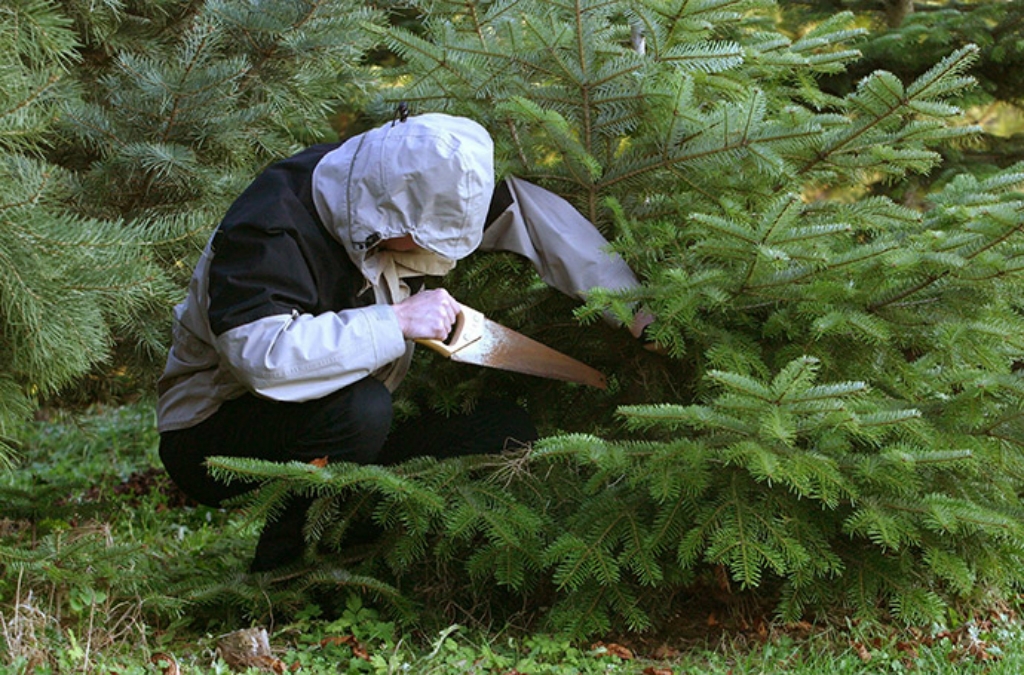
{"left": 7, "top": 0, "right": 1024, "bottom": 639}
{"left": 204, "top": 0, "right": 1024, "bottom": 633}
{"left": 1, "top": 0, "right": 382, "bottom": 447}
{"left": 50, "top": 0, "right": 384, "bottom": 396}
{"left": 0, "top": 0, "right": 174, "bottom": 463}
{"left": 58, "top": 0, "right": 383, "bottom": 227}
{"left": 780, "top": 0, "right": 1024, "bottom": 184}
{"left": 784, "top": 0, "right": 1024, "bottom": 106}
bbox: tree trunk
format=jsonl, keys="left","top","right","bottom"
{"left": 884, "top": 0, "right": 914, "bottom": 28}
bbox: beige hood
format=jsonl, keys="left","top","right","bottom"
{"left": 312, "top": 113, "right": 495, "bottom": 286}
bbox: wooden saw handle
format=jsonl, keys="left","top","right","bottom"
{"left": 414, "top": 305, "right": 485, "bottom": 357}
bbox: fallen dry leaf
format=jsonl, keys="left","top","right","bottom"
{"left": 260, "top": 655, "right": 290, "bottom": 674}
{"left": 652, "top": 643, "right": 680, "bottom": 659}
{"left": 896, "top": 640, "right": 919, "bottom": 659}
{"left": 320, "top": 634, "right": 370, "bottom": 661}
{"left": 320, "top": 636, "right": 353, "bottom": 647}
{"left": 924, "top": 621, "right": 1004, "bottom": 664}
{"left": 964, "top": 640, "right": 999, "bottom": 662}
{"left": 150, "top": 653, "right": 180, "bottom": 675}
{"left": 590, "top": 642, "right": 633, "bottom": 660}
{"left": 642, "top": 668, "right": 673, "bottom": 675}
{"left": 852, "top": 641, "right": 872, "bottom": 662}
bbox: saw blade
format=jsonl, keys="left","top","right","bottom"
{"left": 416, "top": 305, "right": 607, "bottom": 389}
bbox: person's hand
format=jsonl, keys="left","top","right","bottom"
{"left": 629, "top": 309, "right": 669, "bottom": 355}
{"left": 392, "top": 289, "right": 461, "bottom": 340}
{"left": 628, "top": 309, "right": 656, "bottom": 340}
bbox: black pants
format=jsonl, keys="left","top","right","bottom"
{"left": 159, "top": 377, "right": 537, "bottom": 570}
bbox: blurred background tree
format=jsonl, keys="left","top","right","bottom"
{"left": 0, "top": 0, "right": 175, "bottom": 463}
{"left": 16, "top": 0, "right": 383, "bottom": 408}
{"left": 779, "top": 0, "right": 1024, "bottom": 199}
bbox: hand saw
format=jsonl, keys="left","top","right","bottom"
{"left": 415, "top": 305, "right": 607, "bottom": 389}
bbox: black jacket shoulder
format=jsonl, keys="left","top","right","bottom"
{"left": 207, "top": 143, "right": 368, "bottom": 336}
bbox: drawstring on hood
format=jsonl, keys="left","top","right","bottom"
{"left": 311, "top": 113, "right": 495, "bottom": 289}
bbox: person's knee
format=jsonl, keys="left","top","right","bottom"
{"left": 159, "top": 431, "right": 241, "bottom": 507}
{"left": 343, "top": 377, "right": 394, "bottom": 451}
{"left": 294, "top": 377, "right": 394, "bottom": 464}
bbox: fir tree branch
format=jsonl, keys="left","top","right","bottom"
{"left": 798, "top": 45, "right": 979, "bottom": 179}
{"left": 868, "top": 220, "right": 1024, "bottom": 311}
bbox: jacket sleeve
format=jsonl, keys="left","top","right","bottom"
{"left": 214, "top": 305, "right": 408, "bottom": 402}
{"left": 479, "top": 176, "right": 640, "bottom": 323}
{"left": 206, "top": 215, "right": 408, "bottom": 402}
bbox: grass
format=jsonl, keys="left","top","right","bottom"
{"left": 2, "top": 401, "right": 1024, "bottom": 674}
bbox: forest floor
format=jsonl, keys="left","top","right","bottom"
{"left": 2, "top": 402, "right": 1023, "bottom": 674}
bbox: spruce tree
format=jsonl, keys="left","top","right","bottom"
{"left": 3, "top": 0, "right": 382, "bottom": 439}
{"left": 0, "top": 0, "right": 174, "bottom": 463}
{"left": 52, "top": 0, "right": 383, "bottom": 394}
{"left": 232, "top": 0, "right": 1024, "bottom": 633}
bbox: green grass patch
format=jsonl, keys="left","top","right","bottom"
{"left": 2, "top": 402, "right": 1024, "bottom": 674}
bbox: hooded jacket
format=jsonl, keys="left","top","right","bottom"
{"left": 156, "top": 114, "right": 640, "bottom": 433}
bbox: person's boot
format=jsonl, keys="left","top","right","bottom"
{"left": 248, "top": 496, "right": 310, "bottom": 573}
